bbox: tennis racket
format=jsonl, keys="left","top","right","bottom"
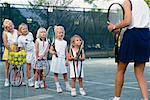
{"left": 107, "top": 3, "right": 124, "bottom": 62}
{"left": 76, "top": 40, "right": 84, "bottom": 60}
{"left": 70, "top": 49, "right": 83, "bottom": 79}
{"left": 70, "top": 40, "right": 84, "bottom": 78}
{"left": 47, "top": 26, "right": 58, "bottom": 57}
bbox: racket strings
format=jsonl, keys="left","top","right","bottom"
{"left": 108, "top": 4, "right": 124, "bottom": 25}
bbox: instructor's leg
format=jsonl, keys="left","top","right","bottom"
{"left": 134, "top": 63, "right": 148, "bottom": 100}
{"left": 115, "top": 61, "right": 128, "bottom": 97}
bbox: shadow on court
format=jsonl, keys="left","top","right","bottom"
{"left": 0, "top": 58, "right": 150, "bottom": 100}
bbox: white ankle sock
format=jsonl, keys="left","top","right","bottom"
{"left": 55, "top": 82, "right": 60, "bottom": 87}
{"left": 80, "top": 88, "right": 84, "bottom": 90}
{"left": 5, "top": 79, "right": 8, "bottom": 81}
{"left": 114, "top": 96, "right": 120, "bottom": 100}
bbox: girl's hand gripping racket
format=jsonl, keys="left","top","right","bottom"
{"left": 76, "top": 40, "right": 84, "bottom": 60}
{"left": 47, "top": 26, "right": 58, "bottom": 57}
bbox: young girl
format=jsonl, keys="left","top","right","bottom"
{"left": 50, "top": 25, "right": 71, "bottom": 93}
{"left": 2, "top": 19, "right": 18, "bottom": 87}
{"left": 34, "top": 27, "right": 49, "bottom": 89}
{"left": 68, "top": 35, "right": 86, "bottom": 96}
{"left": 17, "top": 23, "right": 34, "bottom": 87}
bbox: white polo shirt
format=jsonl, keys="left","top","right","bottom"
{"left": 127, "top": 0, "right": 150, "bottom": 29}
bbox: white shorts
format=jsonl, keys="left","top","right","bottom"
{"left": 26, "top": 51, "right": 34, "bottom": 63}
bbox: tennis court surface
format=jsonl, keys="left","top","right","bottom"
{"left": 0, "top": 58, "right": 150, "bottom": 100}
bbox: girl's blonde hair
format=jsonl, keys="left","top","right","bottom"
{"left": 2, "top": 19, "right": 14, "bottom": 31}
{"left": 36, "top": 27, "right": 47, "bottom": 38}
{"left": 70, "top": 34, "right": 83, "bottom": 48}
{"left": 18, "top": 23, "right": 28, "bottom": 32}
{"left": 54, "top": 25, "right": 65, "bottom": 35}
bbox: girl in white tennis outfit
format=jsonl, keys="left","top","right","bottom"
{"left": 34, "top": 27, "right": 49, "bottom": 89}
{"left": 68, "top": 35, "right": 86, "bottom": 96}
{"left": 50, "top": 25, "right": 71, "bottom": 93}
{"left": 2, "top": 19, "right": 18, "bottom": 87}
{"left": 18, "top": 23, "right": 34, "bottom": 87}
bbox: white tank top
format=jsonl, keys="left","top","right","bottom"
{"left": 54, "top": 39, "right": 67, "bottom": 58}
{"left": 127, "top": 0, "right": 150, "bottom": 29}
{"left": 36, "top": 38, "right": 49, "bottom": 56}
{"left": 6, "top": 29, "right": 18, "bottom": 45}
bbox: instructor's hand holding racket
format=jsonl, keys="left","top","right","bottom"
{"left": 47, "top": 26, "right": 58, "bottom": 57}
{"left": 107, "top": 3, "right": 124, "bottom": 62}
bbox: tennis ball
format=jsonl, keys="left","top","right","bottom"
{"left": 15, "top": 62, "right": 19, "bottom": 65}
{"left": 14, "top": 58, "right": 18, "bottom": 61}
{"left": 9, "top": 52, "right": 15, "bottom": 57}
{"left": 11, "top": 61, "right": 15, "bottom": 65}
{"left": 23, "top": 59, "right": 26, "bottom": 63}
{"left": 20, "top": 57, "right": 24, "bottom": 61}
{"left": 14, "top": 52, "right": 18, "bottom": 57}
{"left": 21, "top": 50, "right": 25, "bottom": 53}
{"left": 17, "top": 52, "right": 21, "bottom": 56}
{"left": 21, "top": 62, "right": 24, "bottom": 65}
{"left": 18, "top": 58, "right": 22, "bottom": 61}
{"left": 19, "top": 50, "right": 26, "bottom": 57}
{"left": 19, "top": 62, "right": 22, "bottom": 65}
{"left": 8, "top": 56, "right": 12, "bottom": 61}
{"left": 23, "top": 52, "right": 27, "bottom": 57}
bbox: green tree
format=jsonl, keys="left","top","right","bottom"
{"left": 84, "top": 0, "right": 150, "bottom": 7}
{"left": 29, "top": 0, "right": 73, "bottom": 6}
{"left": 84, "top": 0, "right": 150, "bottom": 8}
{"left": 145, "top": 0, "right": 150, "bottom": 7}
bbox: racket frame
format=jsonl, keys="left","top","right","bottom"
{"left": 47, "top": 26, "right": 58, "bottom": 57}
{"left": 107, "top": 3, "right": 125, "bottom": 62}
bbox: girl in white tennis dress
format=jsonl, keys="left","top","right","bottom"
{"left": 18, "top": 23, "right": 34, "bottom": 87}
{"left": 2, "top": 19, "right": 18, "bottom": 87}
{"left": 68, "top": 35, "right": 86, "bottom": 96}
{"left": 50, "top": 25, "right": 71, "bottom": 93}
{"left": 34, "top": 27, "right": 49, "bottom": 89}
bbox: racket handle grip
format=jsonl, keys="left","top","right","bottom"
{"left": 44, "top": 81, "right": 46, "bottom": 89}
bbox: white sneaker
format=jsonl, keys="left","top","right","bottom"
{"left": 56, "top": 86, "right": 63, "bottom": 93}
{"left": 80, "top": 88, "right": 86, "bottom": 96}
{"left": 140, "top": 99, "right": 148, "bottom": 100}
{"left": 109, "top": 97, "right": 120, "bottom": 100}
{"left": 28, "top": 79, "right": 34, "bottom": 87}
{"left": 71, "top": 88, "right": 77, "bottom": 97}
{"left": 34, "top": 81, "right": 39, "bottom": 89}
{"left": 40, "top": 81, "right": 44, "bottom": 88}
{"left": 4, "top": 79, "right": 9, "bottom": 87}
{"left": 66, "top": 85, "right": 71, "bottom": 91}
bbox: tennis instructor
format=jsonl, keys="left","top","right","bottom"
{"left": 108, "top": 0, "right": 150, "bottom": 100}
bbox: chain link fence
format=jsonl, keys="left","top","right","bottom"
{"left": 0, "top": 3, "right": 114, "bottom": 60}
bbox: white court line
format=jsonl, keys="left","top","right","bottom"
{"left": 48, "top": 76, "right": 150, "bottom": 92}
{"left": 124, "top": 81, "right": 150, "bottom": 85}
{"left": 14, "top": 94, "right": 53, "bottom": 100}
{"left": 83, "top": 80, "right": 150, "bottom": 92}
{"left": 0, "top": 78, "right": 150, "bottom": 99}
{"left": 0, "top": 79, "right": 104, "bottom": 100}
{"left": 46, "top": 88, "right": 104, "bottom": 100}
{"left": 0, "top": 78, "right": 4, "bottom": 81}
{"left": 0, "top": 77, "right": 150, "bottom": 92}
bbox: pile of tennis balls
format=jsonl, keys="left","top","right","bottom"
{"left": 8, "top": 50, "right": 27, "bottom": 65}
